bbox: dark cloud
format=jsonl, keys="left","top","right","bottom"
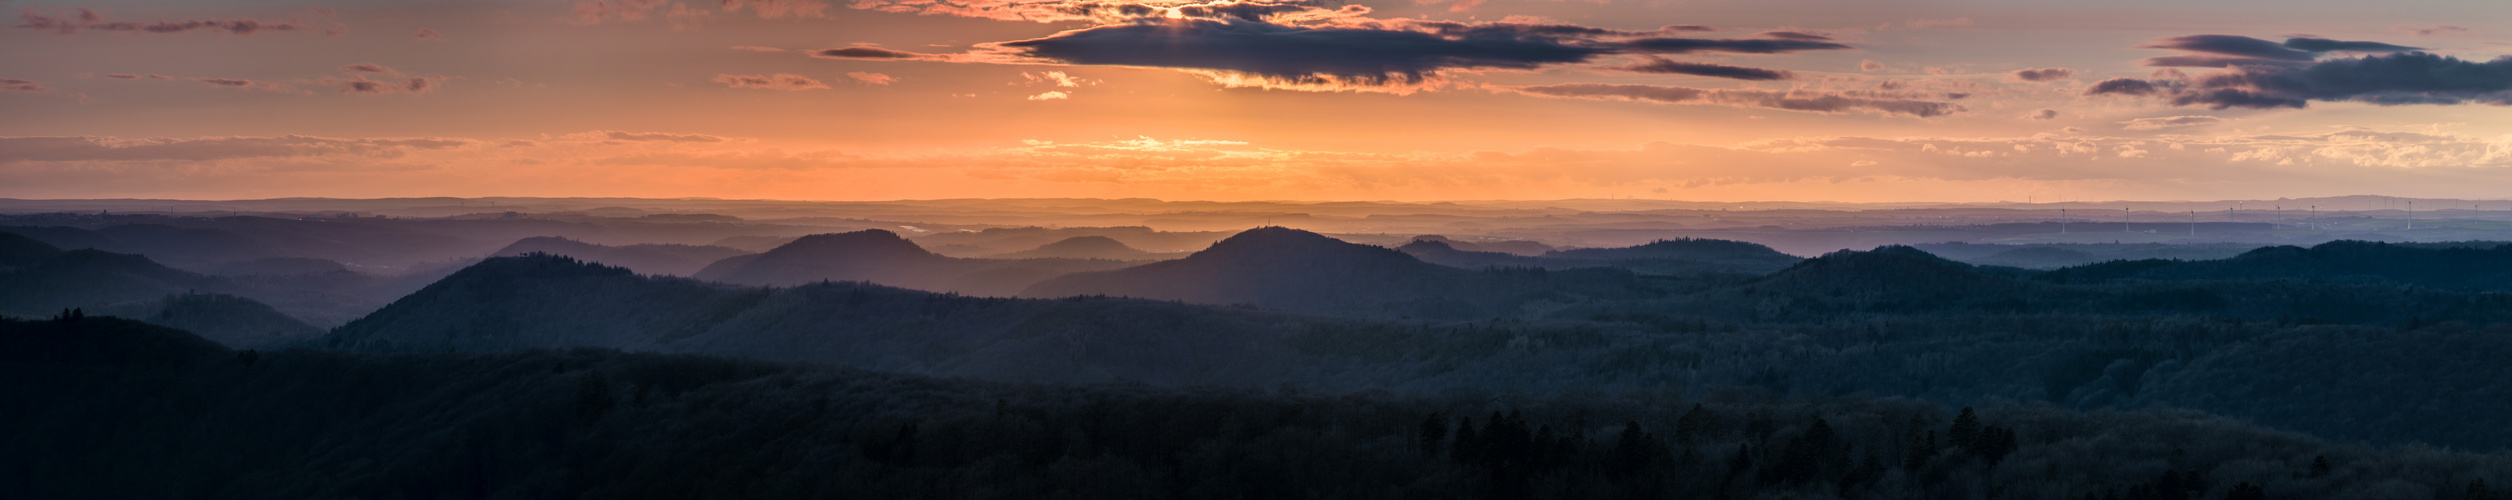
{"left": 982, "top": 20, "right": 1847, "bottom": 88}
{"left": 2138, "top": 35, "right": 2316, "bottom": 61}
{"left": 0, "top": 135, "right": 473, "bottom": 162}
{"left": 14, "top": 5, "right": 343, "bottom": 36}
{"left": 812, "top": 46, "right": 942, "bottom": 60}
{"left": 2282, "top": 37, "right": 2419, "bottom": 53}
{"left": 1505, "top": 83, "right": 1962, "bottom": 117}
{"left": 993, "top": 20, "right": 1604, "bottom": 85}
{"left": 334, "top": 77, "right": 436, "bottom": 95}
{"left": 713, "top": 73, "right": 830, "bottom": 90}
{"left": 2087, "top": 52, "right": 2512, "bottom": 109}
{"left": 1756, "top": 31, "right": 1830, "bottom": 41}
{"left": 413, "top": 28, "right": 446, "bottom": 41}
{"left": 2008, "top": 67, "right": 2075, "bottom": 81}
{"left": 2136, "top": 34, "right": 2424, "bottom": 68}
{"left": 323, "top": 64, "right": 440, "bottom": 95}
{"left": 190, "top": 77, "right": 295, "bottom": 92}
{"left": 2083, "top": 77, "right": 2160, "bottom": 96}
{"left": 603, "top": 131, "right": 727, "bottom": 143}
{"left": 1, "top": 78, "right": 45, "bottom": 92}
{"left": 1620, "top": 58, "right": 1791, "bottom": 80}
{"left": 2028, "top": 109, "right": 2058, "bottom": 119}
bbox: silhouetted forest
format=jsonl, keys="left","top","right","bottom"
{"left": 694, "top": 229, "right": 1137, "bottom": 295}
{"left": 6, "top": 215, "right": 2511, "bottom": 498}
{"left": 6, "top": 317, "right": 2505, "bottom": 500}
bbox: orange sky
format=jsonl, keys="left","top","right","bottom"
{"left": 2, "top": 0, "right": 2508, "bottom": 202}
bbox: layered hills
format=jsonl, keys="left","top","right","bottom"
{"left": 492, "top": 236, "right": 751, "bottom": 276}
{"left": 691, "top": 230, "right": 1135, "bottom": 296}
{"left": 1020, "top": 227, "right": 1677, "bottom": 318}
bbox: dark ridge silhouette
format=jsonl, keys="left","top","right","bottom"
{"left": 708, "top": 234, "right": 805, "bottom": 252}
{"left": 492, "top": 236, "right": 751, "bottom": 276}
{"left": 0, "top": 232, "right": 64, "bottom": 271}
{"left": 915, "top": 226, "right": 1229, "bottom": 256}
{"left": 0, "top": 315, "right": 228, "bottom": 366}
{"left": 8, "top": 316, "right": 2509, "bottom": 499}
{"left": 1546, "top": 237, "right": 1799, "bottom": 263}
{"left": 989, "top": 236, "right": 1181, "bottom": 260}
{"left": 1741, "top": 245, "right": 2023, "bottom": 298}
{"left": 1409, "top": 234, "right": 1555, "bottom": 255}
{"left": 0, "top": 246, "right": 413, "bottom": 334}
{"left": 306, "top": 253, "right": 2512, "bottom": 448}
{"left": 322, "top": 253, "right": 1309, "bottom": 384}
{"left": 1396, "top": 239, "right": 1548, "bottom": 268}
{"left": 97, "top": 292, "right": 322, "bottom": 347}
{"left": 1968, "top": 246, "right": 2097, "bottom": 268}
{"left": 1398, "top": 237, "right": 1800, "bottom": 276}
{"left": 1021, "top": 227, "right": 1675, "bottom": 318}
{"left": 1917, "top": 242, "right": 2266, "bottom": 269}
{"left": 0, "top": 249, "right": 225, "bottom": 316}
{"left": 2037, "top": 240, "right": 2512, "bottom": 290}
{"left": 213, "top": 256, "right": 349, "bottom": 276}
{"left": 0, "top": 225, "right": 122, "bottom": 254}
{"left": 692, "top": 230, "right": 1134, "bottom": 296}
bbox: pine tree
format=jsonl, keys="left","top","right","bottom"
{"left": 1418, "top": 412, "right": 1449, "bottom": 456}
{"left": 2226, "top": 482, "right": 2266, "bottom": 500}
{"left": 1675, "top": 403, "right": 1710, "bottom": 446}
{"left": 1947, "top": 407, "right": 1982, "bottom": 449}
{"left": 1612, "top": 421, "right": 1657, "bottom": 476}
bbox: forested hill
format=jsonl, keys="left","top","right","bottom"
{"left": 1543, "top": 238, "right": 1804, "bottom": 273}
{"left": 321, "top": 253, "right": 1321, "bottom": 385}
{"left": 93, "top": 292, "right": 322, "bottom": 347}
{"left": 989, "top": 235, "right": 1179, "bottom": 260}
{"left": 0, "top": 232, "right": 60, "bottom": 271}
{"left": 6, "top": 316, "right": 2507, "bottom": 499}
{"left": 1020, "top": 227, "right": 1681, "bottom": 318}
{"left": 2038, "top": 240, "right": 2512, "bottom": 290}
{"left": 1742, "top": 245, "right": 2025, "bottom": 297}
{"left": 493, "top": 236, "right": 751, "bottom": 276}
{"left": 690, "top": 229, "right": 1134, "bottom": 296}
{"left": 0, "top": 247, "right": 227, "bottom": 317}
{"left": 1399, "top": 237, "right": 1801, "bottom": 276}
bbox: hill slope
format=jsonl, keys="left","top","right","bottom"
{"left": 692, "top": 230, "right": 1134, "bottom": 296}
{"left": 2038, "top": 240, "right": 2512, "bottom": 290}
{"left": 1021, "top": 227, "right": 1673, "bottom": 318}
{"left": 493, "top": 236, "right": 751, "bottom": 276}
{"left": 1400, "top": 237, "right": 1802, "bottom": 276}
{"left": 325, "top": 254, "right": 1312, "bottom": 385}
{"left": 9, "top": 316, "right": 2509, "bottom": 500}
{"left": 989, "top": 236, "right": 1181, "bottom": 260}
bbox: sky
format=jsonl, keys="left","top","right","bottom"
{"left": 1, "top": 0, "right": 2508, "bottom": 203}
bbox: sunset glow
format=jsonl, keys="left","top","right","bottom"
{"left": 3, "top": 0, "right": 2508, "bottom": 202}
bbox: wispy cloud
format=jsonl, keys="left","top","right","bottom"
{"left": 1500, "top": 83, "right": 1963, "bottom": 117}
{"left": 714, "top": 73, "right": 831, "bottom": 90}
{"left": 14, "top": 5, "right": 345, "bottom": 37}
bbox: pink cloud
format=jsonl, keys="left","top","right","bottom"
{"left": 714, "top": 73, "right": 830, "bottom": 90}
